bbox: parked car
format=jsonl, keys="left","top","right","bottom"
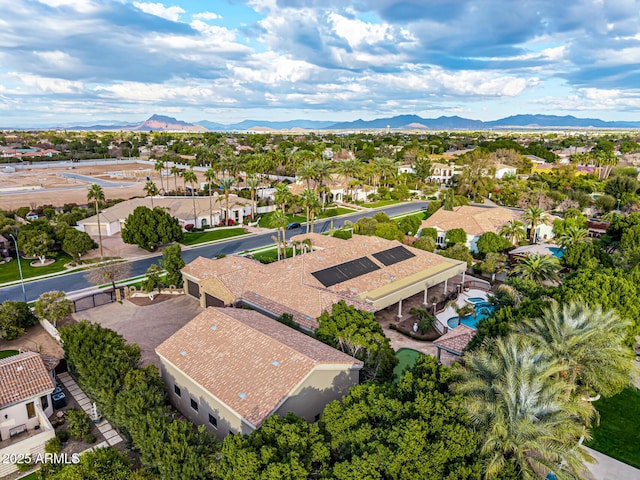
{"left": 286, "top": 222, "right": 301, "bottom": 230}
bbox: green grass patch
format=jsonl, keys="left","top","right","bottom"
{"left": 362, "top": 199, "right": 402, "bottom": 208}
{"left": 317, "top": 207, "right": 356, "bottom": 218}
{"left": 0, "top": 251, "right": 73, "bottom": 284}
{"left": 251, "top": 247, "right": 294, "bottom": 263}
{"left": 18, "top": 472, "right": 38, "bottom": 480}
{"left": 258, "top": 212, "right": 306, "bottom": 228}
{"left": 585, "top": 387, "right": 640, "bottom": 468}
{"left": 180, "top": 227, "right": 249, "bottom": 246}
{"left": 393, "top": 348, "right": 421, "bottom": 381}
{"left": 0, "top": 350, "right": 19, "bottom": 359}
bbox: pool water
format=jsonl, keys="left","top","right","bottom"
{"left": 446, "top": 302, "right": 495, "bottom": 330}
{"left": 549, "top": 247, "right": 564, "bottom": 258}
{"left": 466, "top": 297, "right": 486, "bottom": 303}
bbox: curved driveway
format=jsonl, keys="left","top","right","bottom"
{"left": 0, "top": 202, "right": 426, "bottom": 303}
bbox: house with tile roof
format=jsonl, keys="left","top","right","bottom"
{"left": 155, "top": 308, "right": 363, "bottom": 439}
{"left": 0, "top": 352, "right": 56, "bottom": 477}
{"left": 76, "top": 194, "right": 255, "bottom": 236}
{"left": 181, "top": 233, "right": 467, "bottom": 330}
{"left": 419, "top": 205, "right": 557, "bottom": 252}
{"left": 433, "top": 324, "right": 476, "bottom": 363}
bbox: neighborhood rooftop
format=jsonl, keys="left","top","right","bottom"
{"left": 0, "top": 352, "right": 55, "bottom": 409}
{"left": 155, "top": 308, "right": 362, "bottom": 428}
{"left": 420, "top": 205, "right": 521, "bottom": 237}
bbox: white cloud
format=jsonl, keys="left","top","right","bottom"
{"left": 133, "top": 2, "right": 185, "bottom": 22}
{"left": 193, "top": 11, "right": 221, "bottom": 21}
{"left": 328, "top": 13, "right": 394, "bottom": 48}
{"left": 35, "top": 0, "right": 98, "bottom": 13}
{"left": 32, "top": 50, "right": 79, "bottom": 70}
{"left": 8, "top": 73, "right": 84, "bottom": 94}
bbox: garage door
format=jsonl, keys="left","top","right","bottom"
{"left": 204, "top": 293, "right": 224, "bottom": 308}
{"left": 186, "top": 280, "right": 200, "bottom": 299}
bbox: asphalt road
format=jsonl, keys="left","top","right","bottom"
{"left": 0, "top": 202, "right": 427, "bottom": 303}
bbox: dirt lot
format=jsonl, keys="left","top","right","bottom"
{"left": 0, "top": 322, "right": 64, "bottom": 358}
{"left": 72, "top": 294, "right": 203, "bottom": 368}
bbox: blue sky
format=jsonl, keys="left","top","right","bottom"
{"left": 1, "top": 0, "right": 640, "bottom": 126}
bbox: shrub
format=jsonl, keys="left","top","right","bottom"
{"left": 85, "top": 433, "right": 97, "bottom": 444}
{"left": 56, "top": 429, "right": 70, "bottom": 442}
{"left": 333, "top": 229, "right": 352, "bottom": 240}
{"left": 45, "top": 436, "right": 62, "bottom": 453}
{"left": 66, "top": 409, "right": 91, "bottom": 439}
{"left": 184, "top": 223, "right": 194, "bottom": 231}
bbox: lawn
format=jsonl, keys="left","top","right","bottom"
{"left": 180, "top": 227, "right": 249, "bottom": 246}
{"left": 0, "top": 251, "right": 73, "bottom": 284}
{"left": 258, "top": 212, "right": 306, "bottom": 228}
{"left": 362, "top": 199, "right": 402, "bottom": 208}
{"left": 393, "top": 348, "right": 421, "bottom": 381}
{"left": 251, "top": 247, "right": 294, "bottom": 263}
{"left": 585, "top": 387, "right": 640, "bottom": 468}
{"left": 0, "top": 350, "right": 19, "bottom": 359}
{"left": 18, "top": 472, "right": 38, "bottom": 480}
{"left": 257, "top": 207, "right": 356, "bottom": 228}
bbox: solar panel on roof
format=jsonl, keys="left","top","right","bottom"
{"left": 311, "top": 256, "right": 380, "bottom": 287}
{"left": 372, "top": 246, "right": 416, "bottom": 266}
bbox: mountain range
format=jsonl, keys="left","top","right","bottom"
{"left": 27, "top": 113, "right": 640, "bottom": 131}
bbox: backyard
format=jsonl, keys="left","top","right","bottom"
{"left": 586, "top": 387, "right": 640, "bottom": 468}
{"left": 180, "top": 227, "right": 249, "bottom": 246}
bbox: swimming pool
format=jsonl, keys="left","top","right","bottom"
{"left": 466, "top": 297, "right": 486, "bottom": 304}
{"left": 549, "top": 247, "right": 564, "bottom": 258}
{"left": 446, "top": 302, "right": 495, "bottom": 330}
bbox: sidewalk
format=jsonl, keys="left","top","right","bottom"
{"left": 57, "top": 372, "right": 124, "bottom": 449}
{"left": 584, "top": 447, "right": 640, "bottom": 480}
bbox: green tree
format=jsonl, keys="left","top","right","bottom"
{"left": 412, "top": 236, "right": 436, "bottom": 252}
{"left": 66, "top": 408, "right": 92, "bottom": 439}
{"left": 162, "top": 244, "right": 185, "bottom": 287}
{"left": 499, "top": 220, "right": 526, "bottom": 246}
{"left": 398, "top": 215, "right": 421, "bottom": 236}
{"left": 556, "top": 225, "right": 589, "bottom": 249}
{"left": 246, "top": 175, "right": 260, "bottom": 221}
{"left": 85, "top": 261, "right": 132, "bottom": 291}
{"left": 300, "top": 188, "right": 320, "bottom": 234}
{"left": 35, "top": 291, "right": 74, "bottom": 327}
{"left": 39, "top": 447, "right": 134, "bottom": 480}
{"left": 183, "top": 168, "right": 199, "bottom": 228}
{"left": 511, "top": 254, "right": 561, "bottom": 285}
{"left": 455, "top": 337, "right": 594, "bottom": 480}
{"left": 521, "top": 207, "right": 551, "bottom": 243}
{"left": 274, "top": 183, "right": 293, "bottom": 214}
{"left": 440, "top": 243, "right": 473, "bottom": 267}
{"left": 143, "top": 263, "right": 163, "bottom": 293}
{"left": 420, "top": 227, "right": 438, "bottom": 241}
{"left": 144, "top": 180, "right": 159, "bottom": 209}
{"left": 21, "top": 230, "right": 54, "bottom": 264}
{"left": 595, "top": 194, "right": 617, "bottom": 212}
{"left": 270, "top": 210, "right": 289, "bottom": 260}
{"left": 316, "top": 301, "right": 398, "bottom": 383}
{"left": 218, "top": 177, "right": 236, "bottom": 225}
{"left": 0, "top": 301, "right": 37, "bottom": 340}
{"left": 121, "top": 206, "right": 183, "bottom": 250}
{"left": 374, "top": 221, "right": 405, "bottom": 242}
{"left": 604, "top": 175, "right": 638, "bottom": 199}
{"left": 445, "top": 228, "right": 467, "bottom": 246}
{"left": 154, "top": 158, "right": 165, "bottom": 193}
{"left": 62, "top": 228, "right": 96, "bottom": 264}
{"left": 476, "top": 232, "right": 511, "bottom": 255}
{"left": 87, "top": 183, "right": 105, "bottom": 259}
{"left": 518, "top": 301, "right": 633, "bottom": 397}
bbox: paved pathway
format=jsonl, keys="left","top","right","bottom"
{"left": 584, "top": 447, "right": 640, "bottom": 480}
{"left": 57, "top": 372, "right": 123, "bottom": 448}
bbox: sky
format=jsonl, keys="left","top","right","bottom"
{"left": 1, "top": 0, "right": 640, "bottom": 127}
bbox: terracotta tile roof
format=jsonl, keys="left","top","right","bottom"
{"left": 155, "top": 308, "right": 362, "bottom": 427}
{"left": 420, "top": 205, "right": 521, "bottom": 236}
{"left": 0, "top": 352, "right": 55, "bottom": 409}
{"left": 434, "top": 325, "right": 476, "bottom": 355}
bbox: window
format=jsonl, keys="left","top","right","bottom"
{"left": 174, "top": 385, "right": 181, "bottom": 397}
{"left": 26, "top": 402, "right": 36, "bottom": 419}
{"left": 208, "top": 414, "right": 218, "bottom": 428}
{"left": 40, "top": 395, "right": 49, "bottom": 410}
{"left": 190, "top": 399, "right": 198, "bottom": 411}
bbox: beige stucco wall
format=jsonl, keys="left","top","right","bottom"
{"left": 0, "top": 394, "right": 53, "bottom": 441}
{"left": 158, "top": 355, "right": 253, "bottom": 440}
{"left": 275, "top": 364, "right": 360, "bottom": 422}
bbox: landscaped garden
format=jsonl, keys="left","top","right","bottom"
{"left": 0, "top": 251, "right": 73, "bottom": 284}
{"left": 0, "top": 349, "right": 19, "bottom": 359}
{"left": 250, "top": 247, "right": 294, "bottom": 263}
{"left": 586, "top": 387, "right": 640, "bottom": 468}
{"left": 180, "top": 227, "right": 250, "bottom": 246}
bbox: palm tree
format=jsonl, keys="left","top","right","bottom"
{"left": 557, "top": 225, "right": 589, "bottom": 249}
{"left": 336, "top": 158, "right": 362, "bottom": 201}
{"left": 143, "top": 180, "right": 158, "bottom": 209}
{"left": 218, "top": 177, "right": 236, "bottom": 226}
{"left": 274, "top": 183, "right": 292, "bottom": 214}
{"left": 182, "top": 169, "right": 198, "bottom": 229}
{"left": 455, "top": 337, "right": 594, "bottom": 480}
{"left": 517, "top": 301, "right": 633, "bottom": 398}
{"left": 512, "top": 253, "right": 561, "bottom": 285}
{"left": 521, "top": 207, "right": 551, "bottom": 243}
{"left": 499, "top": 219, "right": 527, "bottom": 246}
{"left": 270, "top": 210, "right": 289, "bottom": 260}
{"left": 300, "top": 188, "right": 319, "bottom": 234}
{"left": 246, "top": 176, "right": 260, "bottom": 221}
{"left": 87, "top": 183, "right": 105, "bottom": 259}
{"left": 170, "top": 166, "right": 181, "bottom": 192}
{"left": 204, "top": 168, "right": 217, "bottom": 228}
{"left": 297, "top": 162, "right": 316, "bottom": 190}
{"left": 154, "top": 158, "right": 165, "bottom": 193}
{"left": 373, "top": 157, "right": 397, "bottom": 187}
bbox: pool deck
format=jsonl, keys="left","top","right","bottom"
{"left": 435, "top": 289, "right": 489, "bottom": 329}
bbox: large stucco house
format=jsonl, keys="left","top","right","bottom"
{"left": 155, "top": 307, "right": 363, "bottom": 439}
{"left": 0, "top": 352, "right": 56, "bottom": 477}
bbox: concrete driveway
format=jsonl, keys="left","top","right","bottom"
{"left": 72, "top": 295, "right": 203, "bottom": 368}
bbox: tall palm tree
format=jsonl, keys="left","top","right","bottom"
{"left": 300, "top": 188, "right": 319, "bottom": 234}
{"left": 87, "top": 183, "right": 105, "bottom": 259}
{"left": 297, "top": 162, "right": 316, "bottom": 190}
{"left": 557, "top": 225, "right": 589, "bottom": 249}
{"left": 336, "top": 158, "right": 362, "bottom": 201}
{"left": 518, "top": 301, "right": 633, "bottom": 397}
{"left": 270, "top": 210, "right": 289, "bottom": 260}
{"left": 170, "top": 166, "right": 181, "bottom": 192}
{"left": 246, "top": 176, "right": 260, "bottom": 221}
{"left": 274, "top": 183, "right": 292, "bottom": 214}
{"left": 521, "top": 207, "right": 551, "bottom": 243}
{"left": 373, "top": 157, "right": 397, "bottom": 187}
{"left": 143, "top": 180, "right": 159, "bottom": 209}
{"left": 154, "top": 158, "right": 165, "bottom": 193}
{"left": 455, "top": 337, "right": 594, "bottom": 480}
{"left": 204, "top": 168, "right": 217, "bottom": 228}
{"left": 512, "top": 253, "right": 561, "bottom": 285}
{"left": 218, "top": 177, "right": 236, "bottom": 226}
{"left": 499, "top": 219, "right": 527, "bottom": 246}
{"left": 182, "top": 169, "right": 198, "bottom": 229}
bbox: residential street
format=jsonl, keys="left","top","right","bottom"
{"left": 0, "top": 202, "right": 427, "bottom": 302}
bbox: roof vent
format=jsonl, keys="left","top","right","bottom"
{"left": 254, "top": 293, "right": 259, "bottom": 298}
{"left": 305, "top": 315, "right": 311, "bottom": 321}
{"left": 180, "top": 351, "right": 187, "bottom": 356}
{"left": 16, "top": 366, "right": 23, "bottom": 372}
{"left": 211, "top": 325, "right": 218, "bottom": 331}
{"left": 390, "top": 275, "right": 396, "bottom": 281}
{"left": 271, "top": 360, "right": 280, "bottom": 367}
{"left": 286, "top": 265, "right": 292, "bottom": 270}
{"left": 238, "top": 392, "right": 247, "bottom": 400}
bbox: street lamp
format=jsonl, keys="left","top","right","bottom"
{"left": 9, "top": 233, "right": 27, "bottom": 303}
